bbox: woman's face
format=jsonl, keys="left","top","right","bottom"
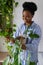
{"left": 22, "top": 10, "right": 33, "bottom": 25}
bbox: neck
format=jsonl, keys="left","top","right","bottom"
{"left": 25, "top": 21, "right": 32, "bottom": 26}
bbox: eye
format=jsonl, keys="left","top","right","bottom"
{"left": 22, "top": 15, "right": 24, "bottom": 17}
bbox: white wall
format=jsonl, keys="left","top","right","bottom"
{"left": 0, "top": 37, "right": 7, "bottom": 52}
{"left": 13, "top": 0, "right": 43, "bottom": 52}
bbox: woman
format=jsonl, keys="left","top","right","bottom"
{"left": 13, "top": 2, "right": 41, "bottom": 65}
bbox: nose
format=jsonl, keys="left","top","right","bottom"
{"left": 23, "top": 17, "right": 27, "bottom": 21}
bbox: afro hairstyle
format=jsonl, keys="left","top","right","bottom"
{"left": 22, "top": 2, "right": 37, "bottom": 15}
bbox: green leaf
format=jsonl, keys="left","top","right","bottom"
{"left": 4, "top": 32, "right": 8, "bottom": 37}
{"left": 29, "top": 33, "right": 39, "bottom": 38}
{"left": 15, "top": 2, "right": 18, "bottom": 7}
{"left": 13, "top": 24, "right": 16, "bottom": 27}
{"left": 0, "top": 32, "right": 3, "bottom": 36}
{"left": 3, "top": 57, "right": 9, "bottom": 65}
{"left": 13, "top": 29, "right": 16, "bottom": 32}
{"left": 14, "top": 53, "right": 18, "bottom": 65}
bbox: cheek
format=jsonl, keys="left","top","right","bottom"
{"left": 22, "top": 17, "right": 26, "bottom": 21}
{"left": 27, "top": 17, "right": 32, "bottom": 21}
{"left": 28, "top": 18, "right": 32, "bottom": 21}
{"left": 22, "top": 17, "right": 27, "bottom": 22}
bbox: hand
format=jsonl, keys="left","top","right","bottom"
{"left": 5, "top": 36, "right": 15, "bottom": 43}
{"left": 10, "top": 38, "right": 15, "bottom": 43}
{"left": 15, "top": 36, "right": 25, "bottom": 40}
{"left": 21, "top": 43, "right": 26, "bottom": 50}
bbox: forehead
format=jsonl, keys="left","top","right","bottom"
{"left": 22, "top": 10, "right": 32, "bottom": 16}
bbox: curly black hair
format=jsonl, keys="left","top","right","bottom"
{"left": 22, "top": 2, "right": 37, "bottom": 15}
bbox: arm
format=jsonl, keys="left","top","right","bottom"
{"left": 13, "top": 26, "right": 27, "bottom": 49}
{"left": 26, "top": 25, "right": 42, "bottom": 51}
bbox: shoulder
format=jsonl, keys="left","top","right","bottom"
{"left": 34, "top": 22, "right": 41, "bottom": 31}
{"left": 33, "top": 22, "right": 42, "bottom": 36}
{"left": 20, "top": 23, "right": 25, "bottom": 28}
{"left": 18, "top": 23, "right": 25, "bottom": 30}
{"left": 32, "top": 22, "right": 41, "bottom": 30}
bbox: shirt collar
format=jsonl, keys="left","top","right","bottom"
{"left": 24, "top": 21, "right": 34, "bottom": 28}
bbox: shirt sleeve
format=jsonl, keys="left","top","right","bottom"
{"left": 26, "top": 25, "right": 42, "bottom": 51}
{"left": 13, "top": 24, "right": 24, "bottom": 38}
{"left": 13, "top": 27, "right": 20, "bottom": 38}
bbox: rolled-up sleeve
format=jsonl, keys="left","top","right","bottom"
{"left": 26, "top": 25, "right": 42, "bottom": 51}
